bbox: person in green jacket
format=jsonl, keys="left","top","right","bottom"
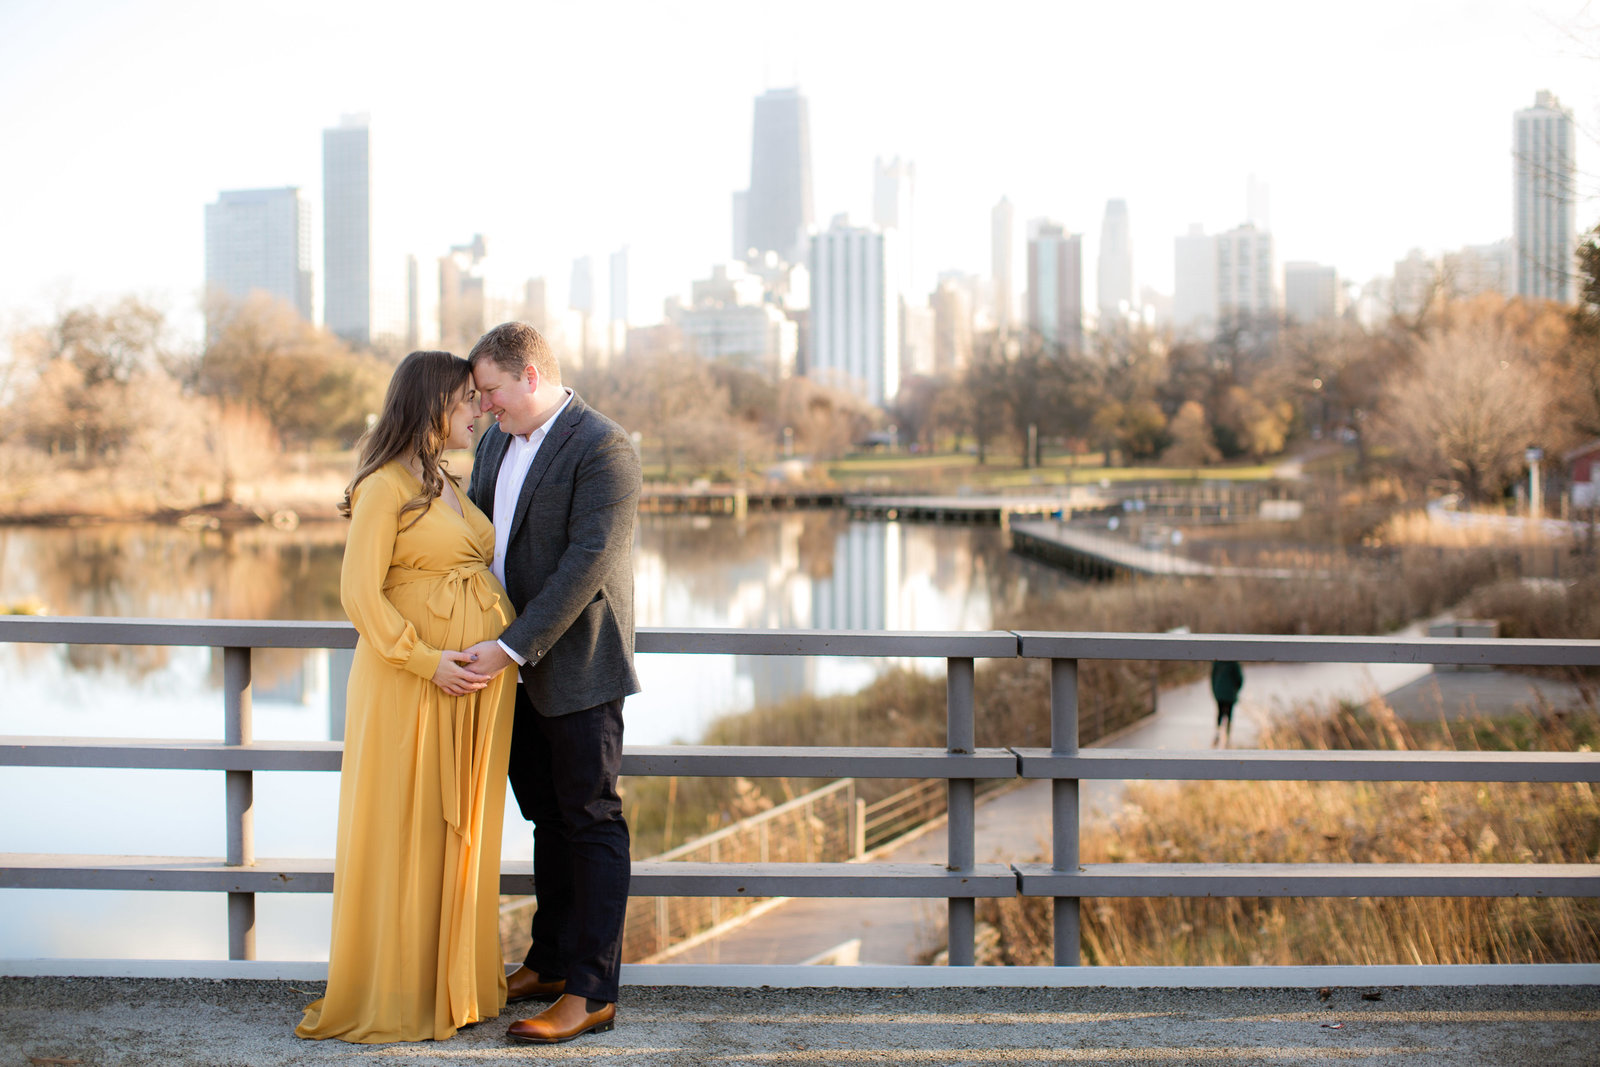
{"left": 1211, "top": 660, "right": 1244, "bottom": 748}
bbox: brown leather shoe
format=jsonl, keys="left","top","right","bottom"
{"left": 506, "top": 994, "right": 616, "bottom": 1044}
{"left": 504, "top": 965, "right": 566, "bottom": 1004}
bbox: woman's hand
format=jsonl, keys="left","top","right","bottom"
{"left": 433, "top": 651, "right": 491, "bottom": 696}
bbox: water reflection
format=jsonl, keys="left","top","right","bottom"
{"left": 1, "top": 513, "right": 1068, "bottom": 741}
{"left": 0, "top": 512, "right": 1074, "bottom": 960}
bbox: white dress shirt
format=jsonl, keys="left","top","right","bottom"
{"left": 491, "top": 388, "right": 573, "bottom": 668}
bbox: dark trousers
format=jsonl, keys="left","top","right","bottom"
{"left": 1215, "top": 699, "right": 1236, "bottom": 728}
{"left": 508, "top": 686, "right": 630, "bottom": 1003}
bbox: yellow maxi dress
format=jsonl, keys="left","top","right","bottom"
{"left": 297, "top": 462, "right": 515, "bottom": 1043}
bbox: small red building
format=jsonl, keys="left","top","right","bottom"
{"left": 1568, "top": 439, "right": 1600, "bottom": 508}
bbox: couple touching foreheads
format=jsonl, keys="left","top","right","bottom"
{"left": 296, "top": 322, "right": 639, "bottom": 1046}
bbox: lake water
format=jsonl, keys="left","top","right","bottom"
{"left": 0, "top": 513, "right": 1072, "bottom": 960}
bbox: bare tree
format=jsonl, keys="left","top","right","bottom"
{"left": 200, "top": 292, "right": 384, "bottom": 447}
{"left": 1375, "top": 320, "right": 1553, "bottom": 502}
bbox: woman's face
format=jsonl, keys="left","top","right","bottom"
{"left": 443, "top": 383, "right": 479, "bottom": 452}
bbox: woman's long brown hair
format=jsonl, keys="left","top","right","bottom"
{"left": 339, "top": 350, "right": 472, "bottom": 529}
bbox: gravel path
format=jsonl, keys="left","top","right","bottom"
{"left": 4, "top": 979, "right": 1597, "bottom": 1066}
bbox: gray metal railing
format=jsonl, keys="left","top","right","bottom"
{"left": 2, "top": 616, "right": 1598, "bottom": 971}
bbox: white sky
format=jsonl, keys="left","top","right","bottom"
{"left": 1, "top": 0, "right": 1596, "bottom": 343}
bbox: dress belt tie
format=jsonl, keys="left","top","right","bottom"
{"left": 382, "top": 561, "right": 501, "bottom": 840}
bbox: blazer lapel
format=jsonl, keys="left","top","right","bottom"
{"left": 508, "top": 394, "right": 586, "bottom": 543}
{"left": 472, "top": 427, "right": 512, "bottom": 514}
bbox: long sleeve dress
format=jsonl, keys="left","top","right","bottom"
{"left": 297, "top": 461, "right": 516, "bottom": 1043}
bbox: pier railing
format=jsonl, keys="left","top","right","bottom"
{"left": 2, "top": 617, "right": 1598, "bottom": 973}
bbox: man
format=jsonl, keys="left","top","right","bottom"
{"left": 462, "top": 321, "right": 641, "bottom": 1045}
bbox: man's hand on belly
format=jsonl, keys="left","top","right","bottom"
{"left": 463, "top": 639, "right": 514, "bottom": 676}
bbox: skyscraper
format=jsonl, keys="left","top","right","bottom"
{"left": 204, "top": 187, "right": 313, "bottom": 328}
{"left": 1514, "top": 90, "right": 1578, "bottom": 303}
{"left": 932, "top": 278, "right": 974, "bottom": 376}
{"left": 1173, "top": 224, "right": 1218, "bottom": 338}
{"left": 1216, "top": 223, "right": 1276, "bottom": 326}
{"left": 1442, "top": 240, "right": 1514, "bottom": 300}
{"left": 731, "top": 190, "right": 750, "bottom": 260}
{"left": 323, "top": 114, "right": 371, "bottom": 345}
{"left": 874, "top": 156, "right": 915, "bottom": 290}
{"left": 1283, "top": 262, "right": 1340, "bottom": 324}
{"left": 991, "top": 197, "right": 1015, "bottom": 333}
{"left": 438, "top": 234, "right": 487, "bottom": 354}
{"left": 1097, "top": 199, "right": 1133, "bottom": 323}
{"left": 746, "top": 88, "right": 814, "bottom": 264}
{"left": 809, "top": 218, "right": 900, "bottom": 406}
{"left": 1027, "top": 221, "right": 1083, "bottom": 351}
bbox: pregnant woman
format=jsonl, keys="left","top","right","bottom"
{"left": 297, "top": 350, "right": 514, "bottom": 1043}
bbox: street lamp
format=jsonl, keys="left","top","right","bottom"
{"left": 1526, "top": 445, "right": 1544, "bottom": 519}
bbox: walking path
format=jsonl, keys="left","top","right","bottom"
{"left": 9, "top": 978, "right": 1598, "bottom": 1066}
{"left": 667, "top": 620, "right": 1587, "bottom": 967}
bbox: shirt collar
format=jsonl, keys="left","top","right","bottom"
{"left": 514, "top": 388, "right": 574, "bottom": 446}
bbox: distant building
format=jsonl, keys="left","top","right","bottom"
{"left": 731, "top": 189, "right": 749, "bottom": 260}
{"left": 1173, "top": 224, "right": 1217, "bottom": 338}
{"left": 1216, "top": 223, "right": 1276, "bottom": 327}
{"left": 1514, "top": 91, "right": 1578, "bottom": 303}
{"left": 931, "top": 278, "right": 974, "bottom": 376}
{"left": 746, "top": 88, "right": 814, "bottom": 264}
{"left": 1027, "top": 221, "right": 1083, "bottom": 351}
{"left": 1392, "top": 248, "right": 1440, "bottom": 318}
{"left": 438, "top": 234, "right": 487, "bottom": 354}
{"left": 1442, "top": 240, "right": 1513, "bottom": 301}
{"left": 900, "top": 299, "right": 935, "bottom": 379}
{"left": 405, "top": 253, "right": 441, "bottom": 350}
{"left": 1354, "top": 275, "right": 1393, "bottom": 331}
{"left": 991, "top": 197, "right": 1015, "bottom": 333}
{"left": 671, "top": 263, "right": 798, "bottom": 379}
{"left": 809, "top": 218, "right": 900, "bottom": 406}
{"left": 522, "top": 277, "right": 549, "bottom": 335}
{"left": 323, "top": 114, "right": 371, "bottom": 345}
{"left": 1567, "top": 438, "right": 1600, "bottom": 508}
{"left": 1283, "top": 262, "right": 1340, "bottom": 324}
{"left": 874, "top": 156, "right": 915, "bottom": 292}
{"left": 692, "top": 262, "right": 764, "bottom": 309}
{"left": 204, "top": 187, "right": 313, "bottom": 329}
{"left": 1097, "top": 199, "right": 1134, "bottom": 323}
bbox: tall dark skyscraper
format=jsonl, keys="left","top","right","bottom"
{"left": 746, "top": 88, "right": 814, "bottom": 264}
{"left": 323, "top": 114, "right": 371, "bottom": 345}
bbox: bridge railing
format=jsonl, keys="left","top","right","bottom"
{"left": 2, "top": 617, "right": 1597, "bottom": 972}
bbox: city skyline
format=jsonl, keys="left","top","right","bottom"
{"left": 1, "top": 1, "right": 1596, "bottom": 344}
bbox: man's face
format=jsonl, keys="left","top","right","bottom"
{"left": 473, "top": 360, "right": 539, "bottom": 437}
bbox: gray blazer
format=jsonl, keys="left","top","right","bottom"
{"left": 468, "top": 391, "right": 642, "bottom": 717}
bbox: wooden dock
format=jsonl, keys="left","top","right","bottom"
{"left": 844, "top": 488, "right": 1113, "bottom": 525}
{"left": 639, "top": 487, "right": 847, "bottom": 516}
{"left": 1011, "top": 520, "right": 1309, "bottom": 581}
{"left": 638, "top": 486, "right": 1114, "bottom": 523}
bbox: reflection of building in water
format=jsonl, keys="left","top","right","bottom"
{"left": 812, "top": 522, "right": 901, "bottom": 631}
{"left": 628, "top": 515, "right": 1018, "bottom": 716}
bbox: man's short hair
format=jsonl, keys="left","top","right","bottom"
{"left": 467, "top": 321, "right": 560, "bottom": 385}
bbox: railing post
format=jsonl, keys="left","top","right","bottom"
{"left": 946, "top": 656, "right": 976, "bottom": 966}
{"left": 1051, "top": 657, "right": 1081, "bottom": 966}
{"left": 224, "top": 646, "right": 255, "bottom": 961}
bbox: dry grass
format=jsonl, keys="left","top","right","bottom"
{"left": 980, "top": 699, "right": 1600, "bottom": 966}
{"left": 1377, "top": 506, "right": 1578, "bottom": 547}
{"left": 622, "top": 549, "right": 1533, "bottom": 857}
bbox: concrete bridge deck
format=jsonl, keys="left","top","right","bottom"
{"left": 4, "top": 977, "right": 1596, "bottom": 1065}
